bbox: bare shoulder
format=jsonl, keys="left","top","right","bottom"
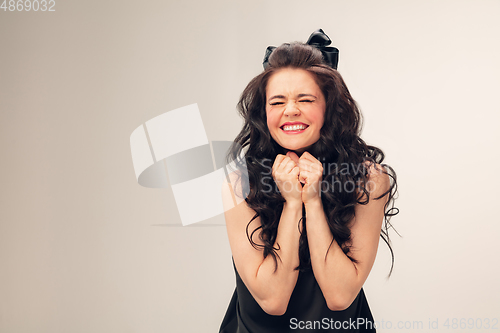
{"left": 349, "top": 162, "right": 390, "bottom": 250}
{"left": 362, "top": 161, "right": 391, "bottom": 199}
{"left": 221, "top": 170, "right": 250, "bottom": 211}
{"left": 221, "top": 171, "right": 262, "bottom": 244}
{"left": 221, "top": 171, "right": 267, "bottom": 287}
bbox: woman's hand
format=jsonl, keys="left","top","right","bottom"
{"left": 287, "top": 151, "right": 323, "bottom": 205}
{"left": 272, "top": 152, "right": 302, "bottom": 204}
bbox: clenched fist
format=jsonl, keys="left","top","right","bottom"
{"left": 272, "top": 151, "right": 323, "bottom": 205}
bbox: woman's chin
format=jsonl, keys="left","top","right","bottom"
{"left": 283, "top": 146, "right": 309, "bottom": 155}
{"left": 275, "top": 140, "right": 317, "bottom": 155}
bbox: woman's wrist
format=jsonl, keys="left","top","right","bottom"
{"left": 304, "top": 197, "right": 323, "bottom": 210}
{"left": 283, "top": 200, "right": 303, "bottom": 211}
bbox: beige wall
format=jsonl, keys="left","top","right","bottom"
{"left": 1, "top": 0, "right": 499, "bottom": 332}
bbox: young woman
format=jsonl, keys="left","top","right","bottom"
{"left": 219, "top": 30, "right": 398, "bottom": 333}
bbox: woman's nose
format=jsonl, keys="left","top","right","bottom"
{"left": 283, "top": 102, "right": 301, "bottom": 117}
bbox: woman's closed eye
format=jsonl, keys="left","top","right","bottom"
{"left": 270, "top": 100, "right": 313, "bottom": 105}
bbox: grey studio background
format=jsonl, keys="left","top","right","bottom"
{"left": 1, "top": 0, "right": 499, "bottom": 332}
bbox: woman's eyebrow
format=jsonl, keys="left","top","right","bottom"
{"left": 297, "top": 93, "right": 317, "bottom": 99}
{"left": 268, "top": 95, "right": 286, "bottom": 101}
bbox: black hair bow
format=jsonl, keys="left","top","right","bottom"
{"left": 262, "top": 29, "right": 339, "bottom": 70}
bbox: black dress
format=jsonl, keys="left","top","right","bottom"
{"left": 219, "top": 261, "right": 376, "bottom": 332}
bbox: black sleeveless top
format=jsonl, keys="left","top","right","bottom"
{"left": 219, "top": 261, "right": 376, "bottom": 332}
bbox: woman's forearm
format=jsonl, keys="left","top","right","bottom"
{"left": 304, "top": 198, "right": 360, "bottom": 311}
{"left": 253, "top": 200, "right": 302, "bottom": 315}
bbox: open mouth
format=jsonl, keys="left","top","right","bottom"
{"left": 281, "top": 124, "right": 309, "bottom": 132}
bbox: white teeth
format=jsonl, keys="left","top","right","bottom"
{"left": 283, "top": 124, "right": 307, "bottom": 131}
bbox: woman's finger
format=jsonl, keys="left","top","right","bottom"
{"left": 286, "top": 151, "right": 300, "bottom": 165}
{"left": 299, "top": 152, "right": 323, "bottom": 168}
{"left": 272, "top": 154, "right": 286, "bottom": 178}
{"left": 299, "top": 158, "right": 322, "bottom": 175}
{"left": 281, "top": 158, "right": 298, "bottom": 174}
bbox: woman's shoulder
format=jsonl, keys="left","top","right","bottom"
{"left": 221, "top": 170, "right": 250, "bottom": 211}
{"left": 361, "top": 161, "right": 391, "bottom": 199}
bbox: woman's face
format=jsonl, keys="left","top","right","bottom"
{"left": 265, "top": 67, "right": 326, "bottom": 155}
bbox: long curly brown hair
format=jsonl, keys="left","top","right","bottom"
{"left": 226, "top": 42, "right": 399, "bottom": 276}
